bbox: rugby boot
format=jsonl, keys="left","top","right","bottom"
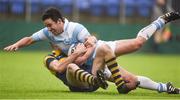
{"left": 94, "top": 70, "right": 108, "bottom": 89}
{"left": 160, "top": 12, "right": 180, "bottom": 24}
{"left": 166, "top": 82, "right": 180, "bottom": 94}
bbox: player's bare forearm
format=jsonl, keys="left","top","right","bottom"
{"left": 74, "top": 36, "right": 97, "bottom": 65}
{"left": 74, "top": 45, "right": 96, "bottom": 65}
{"left": 16, "top": 37, "right": 34, "bottom": 47}
{"left": 54, "top": 52, "right": 81, "bottom": 73}
{"left": 74, "top": 56, "right": 86, "bottom": 65}
{"left": 4, "top": 37, "right": 34, "bottom": 51}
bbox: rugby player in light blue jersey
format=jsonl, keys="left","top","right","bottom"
{"left": 4, "top": 7, "right": 97, "bottom": 77}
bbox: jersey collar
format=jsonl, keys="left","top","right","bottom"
{"left": 64, "top": 18, "right": 69, "bottom": 31}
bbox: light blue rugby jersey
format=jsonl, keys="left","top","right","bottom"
{"left": 31, "top": 19, "right": 90, "bottom": 55}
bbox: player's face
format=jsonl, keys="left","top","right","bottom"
{"left": 43, "top": 18, "right": 64, "bottom": 36}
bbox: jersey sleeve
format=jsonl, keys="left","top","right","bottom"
{"left": 75, "top": 23, "right": 91, "bottom": 42}
{"left": 31, "top": 28, "right": 48, "bottom": 41}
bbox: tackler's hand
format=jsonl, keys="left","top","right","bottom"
{"left": 74, "top": 43, "right": 87, "bottom": 56}
{"left": 84, "top": 36, "right": 97, "bottom": 48}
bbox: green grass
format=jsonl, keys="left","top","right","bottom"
{"left": 0, "top": 51, "right": 180, "bottom": 99}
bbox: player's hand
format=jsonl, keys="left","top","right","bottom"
{"left": 4, "top": 44, "right": 19, "bottom": 51}
{"left": 74, "top": 43, "right": 87, "bottom": 55}
{"left": 84, "top": 36, "right": 97, "bottom": 48}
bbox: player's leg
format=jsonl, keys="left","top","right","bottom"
{"left": 114, "top": 15, "right": 165, "bottom": 56}
{"left": 103, "top": 66, "right": 180, "bottom": 94}
{"left": 66, "top": 63, "right": 108, "bottom": 90}
{"left": 66, "top": 63, "right": 98, "bottom": 92}
{"left": 114, "top": 38, "right": 145, "bottom": 56}
{"left": 137, "top": 12, "right": 180, "bottom": 40}
{"left": 103, "top": 66, "right": 139, "bottom": 90}
{"left": 91, "top": 42, "right": 166, "bottom": 92}
{"left": 137, "top": 76, "right": 180, "bottom": 94}
{"left": 66, "top": 63, "right": 92, "bottom": 88}
{"left": 91, "top": 44, "right": 128, "bottom": 93}
{"left": 114, "top": 12, "right": 180, "bottom": 56}
{"left": 109, "top": 67, "right": 180, "bottom": 94}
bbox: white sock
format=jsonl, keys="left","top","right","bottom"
{"left": 157, "top": 83, "right": 167, "bottom": 93}
{"left": 137, "top": 76, "right": 167, "bottom": 92}
{"left": 137, "top": 18, "right": 165, "bottom": 40}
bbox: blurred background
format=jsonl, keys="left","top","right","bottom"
{"left": 0, "top": 0, "right": 180, "bottom": 53}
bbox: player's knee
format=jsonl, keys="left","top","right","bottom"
{"left": 67, "top": 63, "right": 75, "bottom": 72}
{"left": 67, "top": 63, "right": 79, "bottom": 73}
{"left": 99, "top": 44, "right": 113, "bottom": 55}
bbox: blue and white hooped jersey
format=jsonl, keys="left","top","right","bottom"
{"left": 31, "top": 19, "right": 90, "bottom": 55}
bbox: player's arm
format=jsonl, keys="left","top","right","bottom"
{"left": 47, "top": 44, "right": 87, "bottom": 73}
{"left": 4, "top": 28, "right": 47, "bottom": 52}
{"left": 74, "top": 35, "right": 97, "bottom": 65}
{"left": 74, "top": 44, "right": 96, "bottom": 65}
{"left": 48, "top": 53, "right": 81, "bottom": 73}
{"left": 4, "top": 37, "right": 35, "bottom": 51}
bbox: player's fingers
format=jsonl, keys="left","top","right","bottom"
{"left": 14, "top": 47, "right": 18, "bottom": 51}
{"left": 77, "top": 43, "right": 85, "bottom": 48}
{"left": 79, "top": 44, "right": 87, "bottom": 53}
{"left": 84, "top": 40, "right": 88, "bottom": 45}
{"left": 3, "top": 47, "right": 7, "bottom": 51}
{"left": 4, "top": 46, "right": 17, "bottom": 52}
{"left": 9, "top": 46, "right": 15, "bottom": 51}
{"left": 76, "top": 43, "right": 81, "bottom": 49}
{"left": 84, "top": 41, "right": 92, "bottom": 48}
{"left": 4, "top": 46, "right": 11, "bottom": 51}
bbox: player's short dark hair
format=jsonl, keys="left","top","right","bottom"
{"left": 42, "top": 7, "right": 64, "bottom": 23}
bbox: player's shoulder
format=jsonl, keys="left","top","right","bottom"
{"left": 41, "top": 27, "right": 51, "bottom": 35}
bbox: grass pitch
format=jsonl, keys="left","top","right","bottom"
{"left": 0, "top": 51, "right": 180, "bottom": 99}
